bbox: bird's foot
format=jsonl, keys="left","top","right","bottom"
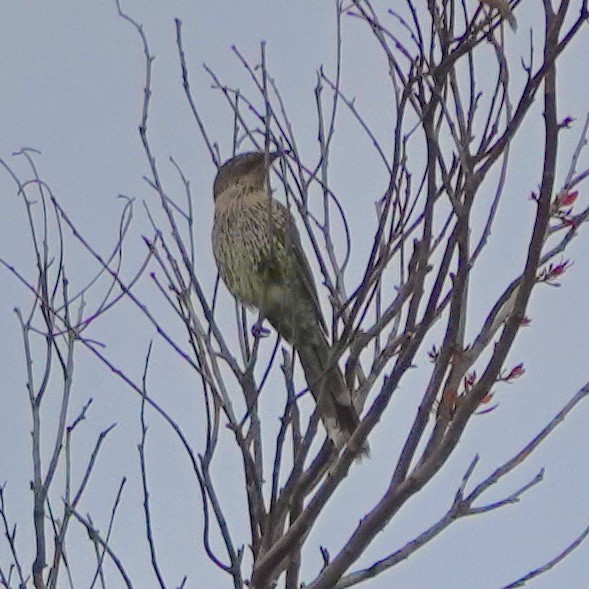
{"left": 252, "top": 320, "right": 270, "bottom": 339}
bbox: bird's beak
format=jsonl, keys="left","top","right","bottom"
{"left": 269, "top": 149, "right": 289, "bottom": 162}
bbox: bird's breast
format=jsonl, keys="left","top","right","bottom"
{"left": 212, "top": 204, "right": 281, "bottom": 309}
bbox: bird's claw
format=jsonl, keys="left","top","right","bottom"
{"left": 252, "top": 321, "right": 270, "bottom": 338}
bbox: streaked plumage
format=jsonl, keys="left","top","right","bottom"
{"left": 212, "top": 151, "right": 362, "bottom": 451}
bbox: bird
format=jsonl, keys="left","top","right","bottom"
{"left": 478, "top": 0, "right": 517, "bottom": 31}
{"left": 211, "top": 150, "right": 365, "bottom": 454}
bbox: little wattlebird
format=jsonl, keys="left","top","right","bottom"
{"left": 212, "top": 150, "right": 366, "bottom": 455}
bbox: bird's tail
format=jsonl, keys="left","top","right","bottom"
{"left": 297, "top": 338, "right": 368, "bottom": 457}
{"left": 502, "top": 6, "right": 517, "bottom": 31}
{"left": 494, "top": 0, "right": 517, "bottom": 31}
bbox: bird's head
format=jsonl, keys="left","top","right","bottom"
{"left": 213, "top": 150, "right": 282, "bottom": 201}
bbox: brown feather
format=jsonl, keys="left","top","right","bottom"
{"left": 212, "top": 151, "right": 365, "bottom": 453}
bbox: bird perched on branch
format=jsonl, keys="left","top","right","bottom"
{"left": 212, "top": 151, "right": 365, "bottom": 454}
{"left": 478, "top": 0, "right": 517, "bottom": 31}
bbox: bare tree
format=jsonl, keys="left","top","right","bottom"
{"left": 2, "top": 1, "right": 589, "bottom": 588}
{"left": 0, "top": 148, "right": 138, "bottom": 588}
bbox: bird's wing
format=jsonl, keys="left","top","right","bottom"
{"left": 276, "top": 202, "right": 328, "bottom": 335}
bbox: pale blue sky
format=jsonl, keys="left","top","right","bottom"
{"left": 1, "top": 2, "right": 589, "bottom": 588}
